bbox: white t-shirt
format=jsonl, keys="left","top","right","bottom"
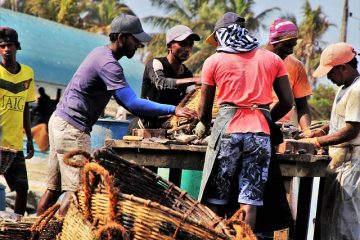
{"left": 329, "top": 76, "right": 360, "bottom": 163}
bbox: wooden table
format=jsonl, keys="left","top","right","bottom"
{"left": 105, "top": 139, "right": 331, "bottom": 239}
{"left": 105, "top": 139, "right": 330, "bottom": 177}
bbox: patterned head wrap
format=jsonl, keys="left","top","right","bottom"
{"left": 269, "top": 19, "right": 298, "bottom": 44}
{"left": 215, "top": 23, "right": 259, "bottom": 53}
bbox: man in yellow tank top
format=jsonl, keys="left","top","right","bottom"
{"left": 0, "top": 27, "right": 36, "bottom": 215}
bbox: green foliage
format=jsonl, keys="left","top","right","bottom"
{"left": 2, "top": 0, "right": 133, "bottom": 34}
{"left": 308, "top": 83, "right": 336, "bottom": 120}
{"left": 144, "top": 0, "right": 279, "bottom": 73}
{"left": 294, "top": 0, "right": 335, "bottom": 85}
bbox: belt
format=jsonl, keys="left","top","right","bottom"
{"left": 221, "top": 104, "right": 270, "bottom": 112}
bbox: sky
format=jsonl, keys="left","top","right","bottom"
{"left": 123, "top": 0, "right": 360, "bottom": 50}
{"left": 124, "top": 0, "right": 360, "bottom": 84}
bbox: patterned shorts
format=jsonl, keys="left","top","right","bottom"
{"left": 204, "top": 132, "right": 271, "bottom": 206}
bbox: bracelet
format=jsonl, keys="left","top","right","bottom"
{"left": 320, "top": 129, "right": 326, "bottom": 135}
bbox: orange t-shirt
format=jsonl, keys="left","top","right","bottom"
{"left": 201, "top": 48, "right": 287, "bottom": 134}
{"left": 272, "top": 55, "right": 312, "bottom": 123}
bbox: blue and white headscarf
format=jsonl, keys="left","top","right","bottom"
{"left": 216, "top": 23, "right": 259, "bottom": 53}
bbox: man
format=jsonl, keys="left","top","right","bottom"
{"left": 266, "top": 19, "right": 312, "bottom": 131}
{"left": 308, "top": 42, "right": 359, "bottom": 240}
{"left": 255, "top": 19, "right": 313, "bottom": 234}
{"left": 33, "top": 87, "right": 52, "bottom": 125}
{"left": 195, "top": 12, "right": 293, "bottom": 229}
{"left": 36, "top": 14, "right": 197, "bottom": 216}
{"left": 0, "top": 27, "right": 35, "bottom": 215}
{"left": 141, "top": 24, "right": 201, "bottom": 128}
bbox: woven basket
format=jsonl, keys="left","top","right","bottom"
{"left": 59, "top": 194, "right": 96, "bottom": 240}
{"left": 162, "top": 86, "right": 219, "bottom": 129}
{"left": 64, "top": 149, "right": 229, "bottom": 235}
{"left": 78, "top": 162, "right": 230, "bottom": 240}
{"left": 0, "top": 147, "right": 17, "bottom": 174}
{"left": 0, "top": 204, "right": 62, "bottom": 240}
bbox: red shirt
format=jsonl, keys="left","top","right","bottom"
{"left": 201, "top": 48, "right": 287, "bottom": 134}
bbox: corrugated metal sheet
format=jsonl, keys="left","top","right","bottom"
{"left": 0, "top": 8, "right": 144, "bottom": 94}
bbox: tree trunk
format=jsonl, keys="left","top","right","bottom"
{"left": 340, "top": 0, "right": 348, "bottom": 42}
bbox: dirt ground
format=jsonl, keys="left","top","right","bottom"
{"left": 0, "top": 154, "right": 49, "bottom": 207}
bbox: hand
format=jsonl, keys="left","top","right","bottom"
{"left": 174, "top": 106, "right": 197, "bottom": 119}
{"left": 194, "top": 121, "right": 209, "bottom": 138}
{"left": 25, "top": 140, "right": 34, "bottom": 159}
{"left": 193, "top": 77, "right": 202, "bottom": 85}
{"left": 299, "top": 129, "right": 314, "bottom": 138}
{"left": 297, "top": 137, "right": 321, "bottom": 148}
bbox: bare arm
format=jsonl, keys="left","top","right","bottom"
{"left": 23, "top": 103, "right": 34, "bottom": 159}
{"left": 198, "top": 83, "right": 216, "bottom": 127}
{"left": 317, "top": 122, "right": 360, "bottom": 146}
{"left": 295, "top": 96, "right": 312, "bottom": 130}
{"left": 271, "top": 75, "right": 294, "bottom": 122}
{"left": 176, "top": 77, "right": 201, "bottom": 87}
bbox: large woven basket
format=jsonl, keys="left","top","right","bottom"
{"left": 64, "top": 149, "right": 230, "bottom": 235}
{"left": 162, "top": 86, "right": 219, "bottom": 129}
{"left": 0, "top": 147, "right": 17, "bottom": 174}
{"left": 59, "top": 194, "right": 96, "bottom": 240}
{"left": 0, "top": 204, "right": 62, "bottom": 240}
{"left": 79, "top": 162, "right": 230, "bottom": 239}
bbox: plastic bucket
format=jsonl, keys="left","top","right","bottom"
{"left": 91, "top": 119, "right": 130, "bottom": 150}
{"left": 180, "top": 170, "right": 202, "bottom": 199}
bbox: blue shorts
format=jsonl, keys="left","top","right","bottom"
{"left": 204, "top": 132, "right": 271, "bottom": 206}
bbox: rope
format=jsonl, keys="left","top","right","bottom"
{"left": 82, "top": 163, "right": 119, "bottom": 223}
{"left": 95, "top": 221, "right": 129, "bottom": 240}
{"left": 63, "top": 149, "right": 92, "bottom": 167}
{"left": 30, "top": 203, "right": 61, "bottom": 240}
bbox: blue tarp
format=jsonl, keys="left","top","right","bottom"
{"left": 0, "top": 8, "right": 144, "bottom": 94}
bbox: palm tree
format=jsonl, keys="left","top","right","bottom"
{"left": 2, "top": 0, "right": 134, "bottom": 34}
{"left": 77, "top": 0, "right": 134, "bottom": 34}
{"left": 294, "top": 0, "right": 334, "bottom": 86}
{"left": 143, "top": 0, "right": 279, "bottom": 74}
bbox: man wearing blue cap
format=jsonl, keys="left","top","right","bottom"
{"left": 141, "top": 25, "right": 201, "bottom": 128}
{"left": 36, "top": 14, "right": 197, "bottom": 216}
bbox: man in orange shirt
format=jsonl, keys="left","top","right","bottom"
{"left": 266, "top": 19, "right": 312, "bottom": 129}
{"left": 255, "top": 19, "right": 312, "bottom": 235}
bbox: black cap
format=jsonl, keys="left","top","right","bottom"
{"left": 0, "top": 27, "right": 21, "bottom": 50}
{"left": 206, "top": 12, "right": 245, "bottom": 46}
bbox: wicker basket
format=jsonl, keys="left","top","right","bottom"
{"left": 0, "top": 147, "right": 17, "bottom": 174}
{"left": 78, "top": 162, "right": 230, "bottom": 240}
{"left": 64, "top": 149, "right": 229, "bottom": 235}
{"left": 59, "top": 195, "right": 96, "bottom": 240}
{"left": 0, "top": 204, "right": 62, "bottom": 240}
{"left": 162, "top": 86, "right": 219, "bottom": 129}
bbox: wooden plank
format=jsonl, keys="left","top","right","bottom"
{"left": 106, "top": 139, "right": 207, "bottom": 152}
{"left": 111, "top": 148, "right": 204, "bottom": 170}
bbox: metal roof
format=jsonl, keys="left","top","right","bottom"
{"left": 0, "top": 8, "right": 144, "bottom": 94}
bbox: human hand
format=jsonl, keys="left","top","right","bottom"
{"left": 174, "top": 106, "right": 198, "bottom": 120}
{"left": 297, "top": 137, "right": 321, "bottom": 148}
{"left": 194, "top": 121, "right": 209, "bottom": 138}
{"left": 26, "top": 140, "right": 34, "bottom": 159}
{"left": 193, "top": 77, "right": 202, "bottom": 85}
{"left": 299, "top": 128, "right": 314, "bottom": 138}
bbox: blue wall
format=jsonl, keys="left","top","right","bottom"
{"left": 0, "top": 8, "right": 144, "bottom": 94}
